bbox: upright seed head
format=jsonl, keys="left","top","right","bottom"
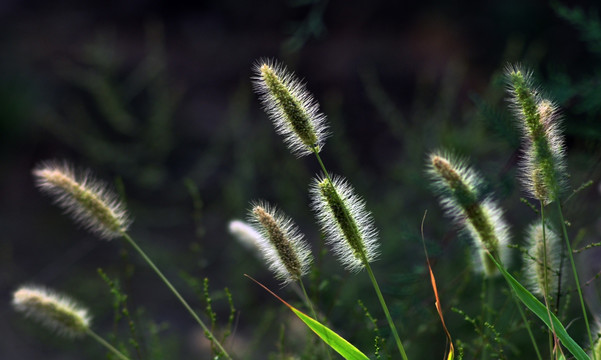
{"left": 505, "top": 65, "right": 567, "bottom": 205}
{"left": 252, "top": 59, "right": 329, "bottom": 157}
{"left": 427, "top": 151, "right": 510, "bottom": 276}
{"left": 310, "top": 175, "right": 379, "bottom": 272}
{"left": 523, "top": 221, "right": 562, "bottom": 299}
{"left": 12, "top": 285, "right": 91, "bottom": 338}
{"left": 32, "top": 161, "right": 131, "bottom": 240}
{"left": 248, "top": 202, "right": 313, "bottom": 285}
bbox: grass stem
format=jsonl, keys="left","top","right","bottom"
{"left": 365, "top": 262, "right": 409, "bottom": 360}
{"left": 556, "top": 201, "right": 594, "bottom": 360}
{"left": 120, "top": 232, "right": 232, "bottom": 360}
{"left": 86, "top": 328, "right": 131, "bottom": 360}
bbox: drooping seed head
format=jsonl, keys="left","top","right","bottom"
{"left": 310, "top": 175, "right": 379, "bottom": 272}
{"left": 427, "top": 151, "right": 510, "bottom": 276}
{"left": 33, "top": 161, "right": 131, "bottom": 240}
{"left": 12, "top": 285, "right": 91, "bottom": 338}
{"left": 248, "top": 202, "right": 313, "bottom": 284}
{"left": 252, "top": 59, "right": 329, "bottom": 157}
{"left": 505, "top": 65, "right": 567, "bottom": 205}
{"left": 523, "top": 221, "right": 562, "bottom": 299}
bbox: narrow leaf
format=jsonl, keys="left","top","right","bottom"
{"left": 421, "top": 211, "right": 454, "bottom": 360}
{"left": 245, "top": 274, "right": 369, "bottom": 360}
{"left": 487, "top": 254, "right": 590, "bottom": 360}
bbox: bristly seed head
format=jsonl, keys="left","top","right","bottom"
{"left": 523, "top": 221, "right": 562, "bottom": 299}
{"left": 228, "top": 220, "right": 264, "bottom": 257}
{"left": 310, "top": 174, "right": 379, "bottom": 272}
{"left": 12, "top": 285, "right": 91, "bottom": 338}
{"left": 427, "top": 151, "right": 510, "bottom": 276}
{"left": 252, "top": 59, "right": 329, "bottom": 157}
{"left": 248, "top": 202, "right": 313, "bottom": 285}
{"left": 32, "top": 161, "right": 131, "bottom": 240}
{"left": 505, "top": 64, "right": 567, "bottom": 205}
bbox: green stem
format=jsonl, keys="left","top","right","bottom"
{"left": 86, "top": 328, "right": 131, "bottom": 360}
{"left": 312, "top": 145, "right": 407, "bottom": 359}
{"left": 365, "top": 262, "right": 409, "bottom": 360}
{"left": 540, "top": 205, "right": 555, "bottom": 358}
{"left": 312, "top": 147, "right": 332, "bottom": 183}
{"left": 556, "top": 202, "right": 594, "bottom": 360}
{"left": 120, "top": 232, "right": 232, "bottom": 360}
{"left": 512, "top": 296, "right": 543, "bottom": 360}
{"left": 299, "top": 280, "right": 332, "bottom": 360}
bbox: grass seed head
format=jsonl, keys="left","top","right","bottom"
{"left": 248, "top": 202, "right": 313, "bottom": 284}
{"left": 12, "top": 285, "right": 91, "bottom": 339}
{"left": 427, "top": 151, "right": 510, "bottom": 276}
{"left": 523, "top": 221, "right": 562, "bottom": 299}
{"left": 33, "top": 161, "right": 131, "bottom": 240}
{"left": 252, "top": 59, "right": 329, "bottom": 157}
{"left": 505, "top": 65, "right": 567, "bottom": 205}
{"left": 310, "top": 175, "right": 379, "bottom": 272}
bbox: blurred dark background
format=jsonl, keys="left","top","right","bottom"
{"left": 3, "top": 0, "right": 601, "bottom": 359}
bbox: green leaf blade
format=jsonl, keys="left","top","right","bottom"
{"left": 290, "top": 307, "right": 369, "bottom": 360}
{"left": 488, "top": 254, "right": 590, "bottom": 360}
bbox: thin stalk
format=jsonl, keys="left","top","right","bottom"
{"left": 120, "top": 232, "right": 232, "bottom": 360}
{"left": 483, "top": 277, "right": 494, "bottom": 360}
{"left": 312, "top": 146, "right": 407, "bottom": 358}
{"left": 299, "top": 280, "right": 332, "bottom": 360}
{"left": 540, "top": 205, "right": 557, "bottom": 358}
{"left": 556, "top": 202, "right": 595, "bottom": 360}
{"left": 365, "top": 262, "right": 409, "bottom": 360}
{"left": 312, "top": 148, "right": 332, "bottom": 183}
{"left": 512, "top": 296, "right": 543, "bottom": 360}
{"left": 86, "top": 328, "right": 131, "bottom": 360}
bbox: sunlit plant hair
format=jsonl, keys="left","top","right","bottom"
{"left": 229, "top": 219, "right": 264, "bottom": 256}
{"left": 310, "top": 174, "right": 379, "bottom": 272}
{"left": 505, "top": 65, "right": 567, "bottom": 205}
{"left": 427, "top": 151, "right": 510, "bottom": 276}
{"left": 32, "top": 161, "right": 130, "bottom": 240}
{"left": 252, "top": 59, "right": 329, "bottom": 157}
{"left": 12, "top": 285, "right": 91, "bottom": 338}
{"left": 248, "top": 201, "right": 313, "bottom": 285}
{"left": 523, "top": 221, "right": 562, "bottom": 299}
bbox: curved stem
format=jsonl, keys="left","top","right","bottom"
{"left": 556, "top": 202, "right": 594, "bottom": 360}
{"left": 86, "top": 328, "right": 131, "bottom": 360}
{"left": 365, "top": 262, "right": 409, "bottom": 360}
{"left": 120, "top": 232, "right": 232, "bottom": 360}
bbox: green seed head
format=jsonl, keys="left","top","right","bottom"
{"left": 310, "top": 175, "right": 379, "bottom": 272}
{"left": 252, "top": 60, "right": 329, "bottom": 157}
{"left": 248, "top": 202, "right": 313, "bottom": 284}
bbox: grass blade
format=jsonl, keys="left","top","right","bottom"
{"left": 245, "top": 274, "right": 369, "bottom": 360}
{"left": 486, "top": 253, "right": 590, "bottom": 360}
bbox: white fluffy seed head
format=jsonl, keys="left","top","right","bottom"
{"left": 523, "top": 221, "right": 562, "bottom": 299}
{"left": 427, "top": 151, "right": 511, "bottom": 277}
{"left": 12, "top": 285, "right": 91, "bottom": 339}
{"left": 247, "top": 201, "right": 313, "bottom": 285}
{"left": 228, "top": 220, "right": 264, "bottom": 256}
{"left": 310, "top": 174, "right": 379, "bottom": 272}
{"left": 251, "top": 59, "right": 329, "bottom": 157}
{"left": 32, "top": 160, "right": 131, "bottom": 240}
{"left": 505, "top": 65, "right": 567, "bottom": 204}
